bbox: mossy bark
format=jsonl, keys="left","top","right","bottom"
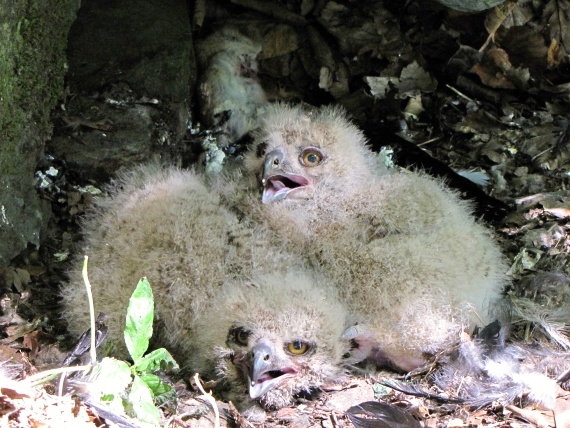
{"left": 0, "top": 0, "right": 79, "bottom": 265}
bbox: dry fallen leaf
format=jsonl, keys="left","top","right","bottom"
{"left": 318, "top": 0, "right": 412, "bottom": 60}
{"left": 3, "top": 267, "right": 31, "bottom": 292}
{"left": 506, "top": 404, "right": 554, "bottom": 428}
{"left": 480, "top": 1, "right": 516, "bottom": 51}
{"left": 506, "top": 387, "right": 570, "bottom": 428}
{"left": 366, "top": 61, "right": 437, "bottom": 99}
{"left": 542, "top": 0, "right": 570, "bottom": 59}
{"left": 547, "top": 38, "right": 561, "bottom": 68}
{"left": 553, "top": 389, "right": 570, "bottom": 428}
{"left": 22, "top": 331, "right": 41, "bottom": 360}
{"left": 501, "top": 26, "right": 549, "bottom": 75}
{"left": 470, "top": 61, "right": 514, "bottom": 89}
{"left": 0, "top": 378, "right": 33, "bottom": 400}
{"left": 0, "top": 318, "right": 42, "bottom": 345}
{"left": 470, "top": 47, "right": 532, "bottom": 89}
{"left": 259, "top": 24, "right": 299, "bottom": 59}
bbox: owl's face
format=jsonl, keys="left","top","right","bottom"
{"left": 257, "top": 137, "right": 328, "bottom": 203}
{"left": 206, "top": 273, "right": 350, "bottom": 410}
{"left": 245, "top": 104, "right": 377, "bottom": 204}
{"left": 225, "top": 324, "right": 344, "bottom": 409}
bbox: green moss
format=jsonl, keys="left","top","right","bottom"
{"left": 0, "top": 0, "right": 78, "bottom": 177}
{"left": 18, "top": 2, "right": 72, "bottom": 118}
{"left": 0, "top": 8, "right": 25, "bottom": 176}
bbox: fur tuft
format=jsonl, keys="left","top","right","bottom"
{"left": 433, "top": 328, "right": 568, "bottom": 409}
{"left": 240, "top": 104, "right": 508, "bottom": 371}
{"left": 196, "top": 27, "right": 267, "bottom": 147}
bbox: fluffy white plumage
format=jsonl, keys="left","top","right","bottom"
{"left": 61, "top": 104, "right": 512, "bottom": 413}
{"left": 196, "top": 27, "right": 267, "bottom": 147}
{"left": 433, "top": 329, "right": 568, "bottom": 409}
{"left": 196, "top": 271, "right": 349, "bottom": 411}
{"left": 60, "top": 165, "right": 349, "bottom": 412}
{"left": 240, "top": 103, "right": 508, "bottom": 371}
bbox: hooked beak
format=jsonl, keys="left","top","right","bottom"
{"left": 246, "top": 340, "right": 297, "bottom": 399}
{"left": 261, "top": 148, "right": 310, "bottom": 203}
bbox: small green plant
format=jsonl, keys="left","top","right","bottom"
{"left": 88, "top": 277, "right": 179, "bottom": 427}
{"left": 22, "top": 259, "right": 180, "bottom": 426}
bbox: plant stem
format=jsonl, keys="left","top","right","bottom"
{"left": 82, "top": 255, "right": 98, "bottom": 364}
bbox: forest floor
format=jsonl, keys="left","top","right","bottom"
{"left": 2, "top": 0, "right": 570, "bottom": 426}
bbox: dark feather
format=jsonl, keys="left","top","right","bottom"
{"left": 62, "top": 312, "right": 108, "bottom": 366}
{"left": 346, "top": 401, "right": 421, "bottom": 428}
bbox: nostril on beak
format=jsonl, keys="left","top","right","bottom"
{"left": 263, "top": 149, "right": 285, "bottom": 179}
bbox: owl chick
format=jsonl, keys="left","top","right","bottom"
{"left": 60, "top": 165, "right": 348, "bottom": 412}
{"left": 195, "top": 271, "right": 349, "bottom": 413}
{"left": 196, "top": 27, "right": 267, "bottom": 147}
{"left": 241, "top": 104, "right": 508, "bottom": 372}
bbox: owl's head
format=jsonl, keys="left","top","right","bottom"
{"left": 245, "top": 104, "right": 382, "bottom": 204}
{"left": 194, "top": 271, "right": 350, "bottom": 410}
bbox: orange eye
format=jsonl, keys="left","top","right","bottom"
{"left": 287, "top": 340, "right": 310, "bottom": 355}
{"left": 300, "top": 148, "right": 323, "bottom": 167}
{"left": 232, "top": 328, "right": 250, "bottom": 345}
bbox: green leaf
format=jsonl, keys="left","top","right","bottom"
{"left": 124, "top": 277, "right": 154, "bottom": 364}
{"left": 139, "top": 373, "right": 171, "bottom": 396}
{"left": 90, "top": 357, "right": 132, "bottom": 396}
{"left": 129, "top": 374, "right": 161, "bottom": 427}
{"left": 134, "top": 348, "right": 179, "bottom": 373}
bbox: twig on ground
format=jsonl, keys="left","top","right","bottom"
{"left": 193, "top": 372, "right": 220, "bottom": 428}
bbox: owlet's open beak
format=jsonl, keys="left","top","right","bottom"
{"left": 261, "top": 148, "right": 310, "bottom": 204}
{"left": 246, "top": 339, "right": 297, "bottom": 399}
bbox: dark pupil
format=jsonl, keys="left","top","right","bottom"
{"left": 307, "top": 154, "right": 317, "bottom": 163}
{"left": 292, "top": 341, "right": 303, "bottom": 350}
{"left": 234, "top": 328, "right": 249, "bottom": 343}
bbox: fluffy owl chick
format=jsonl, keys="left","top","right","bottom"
{"left": 193, "top": 271, "right": 350, "bottom": 412}
{"left": 61, "top": 165, "right": 304, "bottom": 368}
{"left": 196, "top": 27, "right": 267, "bottom": 147}
{"left": 242, "top": 104, "right": 508, "bottom": 372}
